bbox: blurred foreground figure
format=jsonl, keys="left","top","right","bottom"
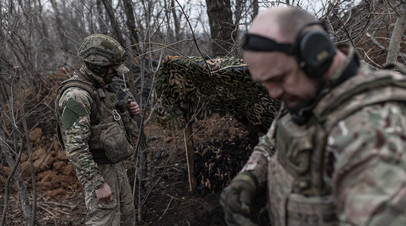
{"left": 221, "top": 6, "right": 406, "bottom": 226}
{"left": 56, "top": 34, "right": 139, "bottom": 225}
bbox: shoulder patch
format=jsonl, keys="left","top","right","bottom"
{"left": 61, "top": 98, "right": 87, "bottom": 129}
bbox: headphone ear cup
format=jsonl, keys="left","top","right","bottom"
{"left": 297, "top": 30, "right": 336, "bottom": 78}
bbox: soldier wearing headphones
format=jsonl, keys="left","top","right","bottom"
{"left": 220, "top": 6, "right": 406, "bottom": 226}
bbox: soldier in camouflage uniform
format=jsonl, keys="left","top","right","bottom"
{"left": 56, "top": 34, "right": 139, "bottom": 225}
{"left": 220, "top": 6, "right": 406, "bottom": 226}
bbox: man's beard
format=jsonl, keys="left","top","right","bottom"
{"left": 286, "top": 98, "right": 315, "bottom": 116}
{"left": 286, "top": 78, "right": 325, "bottom": 125}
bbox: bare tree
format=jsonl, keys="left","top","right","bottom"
{"left": 122, "top": 0, "right": 142, "bottom": 55}
{"left": 101, "top": 0, "right": 126, "bottom": 46}
{"left": 171, "top": 0, "right": 181, "bottom": 40}
{"left": 0, "top": 123, "right": 33, "bottom": 226}
{"left": 50, "top": 0, "right": 70, "bottom": 51}
{"left": 97, "top": 1, "right": 109, "bottom": 34}
{"left": 386, "top": 1, "right": 406, "bottom": 64}
{"left": 205, "top": 0, "right": 237, "bottom": 56}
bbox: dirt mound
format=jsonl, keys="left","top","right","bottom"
{"left": 1, "top": 127, "right": 80, "bottom": 201}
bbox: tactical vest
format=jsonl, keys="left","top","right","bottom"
{"left": 56, "top": 70, "right": 132, "bottom": 164}
{"left": 267, "top": 66, "right": 406, "bottom": 226}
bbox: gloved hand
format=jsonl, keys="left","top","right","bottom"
{"left": 220, "top": 172, "right": 258, "bottom": 226}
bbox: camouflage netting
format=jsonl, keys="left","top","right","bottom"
{"left": 156, "top": 56, "right": 281, "bottom": 134}
{"left": 194, "top": 136, "right": 256, "bottom": 194}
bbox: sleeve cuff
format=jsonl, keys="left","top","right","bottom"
{"left": 92, "top": 174, "right": 105, "bottom": 190}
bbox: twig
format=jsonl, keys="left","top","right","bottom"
{"left": 141, "top": 141, "right": 183, "bottom": 207}
{"left": 0, "top": 134, "right": 30, "bottom": 226}
{"left": 38, "top": 204, "right": 58, "bottom": 225}
{"left": 131, "top": 39, "right": 192, "bottom": 59}
{"left": 332, "top": 9, "right": 355, "bottom": 47}
{"left": 174, "top": 0, "right": 212, "bottom": 75}
{"left": 155, "top": 162, "right": 186, "bottom": 169}
{"left": 157, "top": 196, "right": 173, "bottom": 222}
{"left": 40, "top": 201, "right": 78, "bottom": 210}
{"left": 1, "top": 145, "right": 22, "bottom": 226}
{"left": 165, "top": 194, "right": 182, "bottom": 201}
{"left": 132, "top": 167, "right": 137, "bottom": 199}
{"left": 34, "top": 138, "right": 55, "bottom": 174}
{"left": 365, "top": 32, "right": 406, "bottom": 66}
{"left": 21, "top": 97, "right": 37, "bottom": 226}
{"left": 366, "top": 32, "right": 387, "bottom": 50}
{"left": 1, "top": 110, "right": 24, "bottom": 138}
{"left": 364, "top": 50, "right": 382, "bottom": 68}
{"left": 38, "top": 205, "right": 56, "bottom": 218}
{"left": 39, "top": 203, "right": 71, "bottom": 216}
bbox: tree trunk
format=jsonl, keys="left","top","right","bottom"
{"left": 122, "top": 0, "right": 141, "bottom": 55}
{"left": 97, "top": 1, "right": 108, "bottom": 34}
{"left": 35, "top": 0, "right": 50, "bottom": 44}
{"left": 386, "top": 2, "right": 406, "bottom": 64}
{"left": 171, "top": 0, "right": 181, "bottom": 40}
{"left": 205, "top": 0, "right": 236, "bottom": 56}
{"left": 253, "top": 0, "right": 259, "bottom": 19}
{"left": 101, "top": 0, "right": 126, "bottom": 47}
{"left": 49, "top": 0, "right": 69, "bottom": 51}
{"left": 234, "top": 0, "right": 245, "bottom": 29}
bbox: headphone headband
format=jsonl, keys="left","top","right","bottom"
{"left": 241, "top": 21, "right": 328, "bottom": 54}
{"left": 241, "top": 33, "right": 294, "bottom": 54}
{"left": 295, "top": 21, "right": 328, "bottom": 38}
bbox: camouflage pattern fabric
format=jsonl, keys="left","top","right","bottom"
{"left": 156, "top": 56, "right": 280, "bottom": 133}
{"left": 328, "top": 102, "right": 406, "bottom": 225}
{"left": 240, "top": 122, "right": 276, "bottom": 187}
{"left": 84, "top": 162, "right": 135, "bottom": 226}
{"left": 240, "top": 45, "right": 406, "bottom": 225}
{"left": 57, "top": 83, "right": 104, "bottom": 189}
{"left": 78, "top": 33, "right": 126, "bottom": 66}
{"left": 56, "top": 65, "right": 136, "bottom": 225}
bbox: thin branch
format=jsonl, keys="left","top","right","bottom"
{"left": 174, "top": 0, "right": 211, "bottom": 74}
{"left": 157, "top": 196, "right": 173, "bottom": 222}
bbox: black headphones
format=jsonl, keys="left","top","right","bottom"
{"left": 242, "top": 21, "right": 336, "bottom": 78}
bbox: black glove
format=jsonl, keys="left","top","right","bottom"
{"left": 220, "top": 172, "right": 259, "bottom": 226}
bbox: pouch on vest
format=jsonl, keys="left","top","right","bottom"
{"left": 89, "top": 122, "right": 134, "bottom": 164}
{"left": 287, "top": 194, "right": 337, "bottom": 226}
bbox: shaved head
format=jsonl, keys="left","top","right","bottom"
{"left": 249, "top": 6, "right": 317, "bottom": 43}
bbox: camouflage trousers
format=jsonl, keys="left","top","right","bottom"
{"left": 83, "top": 162, "right": 135, "bottom": 226}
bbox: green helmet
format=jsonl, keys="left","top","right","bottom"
{"left": 78, "top": 34, "right": 129, "bottom": 73}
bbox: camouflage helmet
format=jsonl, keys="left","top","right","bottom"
{"left": 78, "top": 34, "right": 129, "bottom": 73}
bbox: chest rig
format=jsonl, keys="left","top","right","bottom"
{"left": 56, "top": 70, "right": 127, "bottom": 164}
{"left": 267, "top": 66, "right": 406, "bottom": 226}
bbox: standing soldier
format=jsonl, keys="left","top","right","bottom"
{"left": 221, "top": 6, "right": 406, "bottom": 226}
{"left": 56, "top": 34, "right": 139, "bottom": 225}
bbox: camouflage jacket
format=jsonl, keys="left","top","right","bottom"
{"left": 241, "top": 45, "right": 406, "bottom": 225}
{"left": 56, "top": 65, "right": 135, "bottom": 190}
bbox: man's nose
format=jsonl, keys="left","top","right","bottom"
{"left": 266, "top": 84, "right": 283, "bottom": 99}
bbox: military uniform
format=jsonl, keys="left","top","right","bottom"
{"left": 56, "top": 34, "right": 136, "bottom": 226}
{"left": 240, "top": 45, "right": 406, "bottom": 225}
